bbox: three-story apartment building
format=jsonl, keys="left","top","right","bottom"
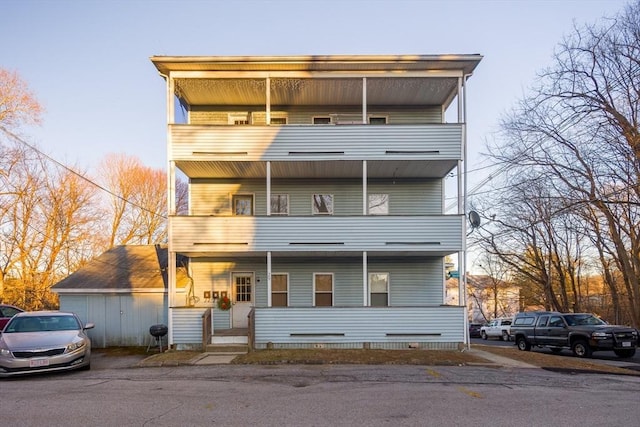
{"left": 151, "top": 54, "right": 482, "bottom": 350}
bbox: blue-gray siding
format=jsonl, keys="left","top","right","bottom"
{"left": 254, "top": 306, "right": 464, "bottom": 349}
{"left": 170, "top": 124, "right": 463, "bottom": 161}
{"left": 170, "top": 215, "right": 463, "bottom": 254}
{"left": 59, "top": 293, "right": 167, "bottom": 348}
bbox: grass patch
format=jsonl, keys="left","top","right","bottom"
{"left": 474, "top": 345, "right": 640, "bottom": 376}
{"left": 231, "top": 348, "right": 487, "bottom": 366}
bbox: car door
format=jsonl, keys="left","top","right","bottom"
{"left": 546, "top": 315, "right": 569, "bottom": 347}
{"left": 534, "top": 315, "right": 551, "bottom": 345}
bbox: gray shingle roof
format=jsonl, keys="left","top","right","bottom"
{"left": 52, "top": 245, "right": 188, "bottom": 293}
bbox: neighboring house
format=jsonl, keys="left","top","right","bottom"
{"left": 446, "top": 275, "right": 520, "bottom": 323}
{"left": 52, "top": 245, "right": 189, "bottom": 348}
{"left": 151, "top": 54, "right": 482, "bottom": 350}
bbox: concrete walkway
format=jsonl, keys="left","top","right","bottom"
{"left": 466, "top": 348, "right": 538, "bottom": 369}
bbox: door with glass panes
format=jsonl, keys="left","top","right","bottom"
{"left": 232, "top": 272, "right": 253, "bottom": 328}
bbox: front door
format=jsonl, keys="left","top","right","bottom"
{"left": 232, "top": 272, "right": 253, "bottom": 328}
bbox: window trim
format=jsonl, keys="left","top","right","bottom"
{"left": 313, "top": 272, "right": 334, "bottom": 307}
{"left": 270, "top": 194, "right": 290, "bottom": 216}
{"left": 312, "top": 194, "right": 334, "bottom": 215}
{"left": 271, "top": 273, "right": 289, "bottom": 307}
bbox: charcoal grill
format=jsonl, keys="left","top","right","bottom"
{"left": 147, "top": 324, "right": 168, "bottom": 353}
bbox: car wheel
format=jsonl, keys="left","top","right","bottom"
{"left": 613, "top": 348, "right": 636, "bottom": 358}
{"left": 572, "top": 339, "right": 592, "bottom": 358}
{"left": 481, "top": 331, "right": 487, "bottom": 340}
{"left": 516, "top": 336, "right": 531, "bottom": 351}
{"left": 502, "top": 331, "right": 509, "bottom": 341}
{"left": 550, "top": 347, "right": 563, "bottom": 354}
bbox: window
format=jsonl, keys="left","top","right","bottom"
{"left": 271, "top": 194, "right": 289, "bottom": 215}
{"left": 229, "top": 112, "right": 250, "bottom": 125}
{"left": 314, "top": 273, "right": 333, "bottom": 306}
{"left": 312, "top": 194, "right": 333, "bottom": 215}
{"left": 271, "top": 273, "right": 288, "bottom": 307}
{"left": 536, "top": 316, "right": 549, "bottom": 327}
{"left": 234, "top": 274, "right": 252, "bottom": 302}
{"left": 368, "top": 116, "right": 387, "bottom": 125}
{"left": 232, "top": 194, "right": 254, "bottom": 216}
{"left": 313, "top": 117, "right": 331, "bottom": 124}
{"left": 368, "top": 194, "right": 389, "bottom": 215}
{"left": 369, "top": 272, "right": 389, "bottom": 306}
{"left": 270, "top": 117, "right": 287, "bottom": 125}
{"left": 548, "top": 316, "right": 564, "bottom": 327}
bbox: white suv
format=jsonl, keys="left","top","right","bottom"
{"left": 480, "top": 317, "right": 513, "bottom": 341}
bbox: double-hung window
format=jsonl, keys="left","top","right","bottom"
{"left": 313, "top": 273, "right": 333, "bottom": 306}
{"left": 271, "top": 273, "right": 288, "bottom": 307}
{"left": 312, "top": 194, "right": 333, "bottom": 215}
{"left": 232, "top": 194, "right": 254, "bottom": 216}
{"left": 369, "top": 272, "right": 389, "bottom": 306}
{"left": 271, "top": 194, "right": 289, "bottom": 215}
{"left": 368, "top": 194, "right": 389, "bottom": 215}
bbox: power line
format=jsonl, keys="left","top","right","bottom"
{"left": 0, "top": 125, "right": 167, "bottom": 219}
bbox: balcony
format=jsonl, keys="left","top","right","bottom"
{"left": 169, "top": 215, "right": 464, "bottom": 257}
{"left": 170, "top": 123, "right": 463, "bottom": 179}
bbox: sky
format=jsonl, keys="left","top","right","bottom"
{"left": 0, "top": 0, "right": 631, "bottom": 263}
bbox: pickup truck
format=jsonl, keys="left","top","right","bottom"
{"left": 511, "top": 311, "right": 638, "bottom": 358}
{"left": 480, "top": 317, "right": 512, "bottom": 341}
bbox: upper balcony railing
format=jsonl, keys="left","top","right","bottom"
{"left": 169, "top": 123, "right": 463, "bottom": 163}
{"left": 169, "top": 214, "right": 463, "bottom": 257}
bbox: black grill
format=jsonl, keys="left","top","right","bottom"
{"left": 13, "top": 348, "right": 65, "bottom": 358}
{"left": 148, "top": 324, "right": 168, "bottom": 353}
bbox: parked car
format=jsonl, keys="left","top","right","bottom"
{"left": 0, "top": 311, "right": 94, "bottom": 377}
{"left": 469, "top": 323, "right": 485, "bottom": 338}
{"left": 0, "top": 304, "right": 24, "bottom": 331}
{"left": 480, "top": 317, "right": 513, "bottom": 341}
{"left": 511, "top": 311, "right": 638, "bottom": 358}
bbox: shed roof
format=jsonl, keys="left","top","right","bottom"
{"left": 52, "top": 245, "right": 189, "bottom": 294}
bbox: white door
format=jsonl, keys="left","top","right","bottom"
{"left": 232, "top": 272, "right": 253, "bottom": 328}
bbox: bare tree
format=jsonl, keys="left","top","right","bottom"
{"left": 0, "top": 68, "right": 43, "bottom": 302}
{"left": 99, "top": 154, "right": 168, "bottom": 247}
{"left": 478, "top": 2, "right": 640, "bottom": 326}
{"left": 0, "top": 68, "right": 42, "bottom": 131}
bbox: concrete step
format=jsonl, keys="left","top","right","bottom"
{"left": 205, "top": 344, "right": 248, "bottom": 354}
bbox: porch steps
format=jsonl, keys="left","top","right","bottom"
{"left": 204, "top": 344, "right": 249, "bottom": 354}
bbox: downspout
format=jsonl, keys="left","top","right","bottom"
{"left": 462, "top": 72, "right": 473, "bottom": 350}
{"left": 159, "top": 71, "right": 177, "bottom": 348}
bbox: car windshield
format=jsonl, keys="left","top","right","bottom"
{"left": 4, "top": 315, "right": 80, "bottom": 333}
{"left": 563, "top": 314, "right": 607, "bottom": 326}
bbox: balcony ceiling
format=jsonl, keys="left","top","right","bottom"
{"left": 175, "top": 77, "right": 458, "bottom": 107}
{"left": 151, "top": 54, "right": 482, "bottom": 108}
{"left": 175, "top": 159, "right": 456, "bottom": 179}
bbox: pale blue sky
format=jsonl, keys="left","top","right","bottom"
{"left": 1, "top": 0, "right": 629, "bottom": 181}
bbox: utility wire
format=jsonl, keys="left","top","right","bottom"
{"left": 0, "top": 125, "right": 167, "bottom": 219}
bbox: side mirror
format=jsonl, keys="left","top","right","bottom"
{"left": 84, "top": 322, "right": 95, "bottom": 330}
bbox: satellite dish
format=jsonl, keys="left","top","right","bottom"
{"left": 468, "top": 211, "right": 481, "bottom": 228}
